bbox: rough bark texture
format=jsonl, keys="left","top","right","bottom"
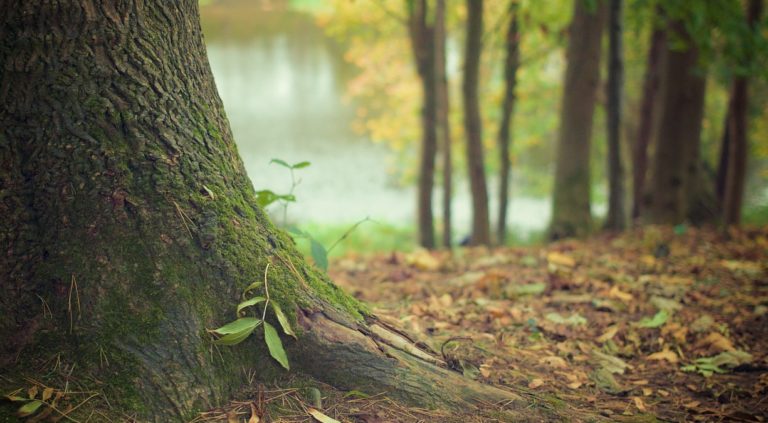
{"left": 496, "top": 2, "right": 520, "bottom": 245}
{"left": 549, "top": 0, "right": 606, "bottom": 239}
{"left": 463, "top": 0, "right": 491, "bottom": 246}
{"left": 0, "top": 1, "right": 518, "bottom": 420}
{"left": 604, "top": 0, "right": 627, "bottom": 231}
{"left": 644, "top": 20, "right": 706, "bottom": 224}
{"left": 435, "top": 0, "right": 453, "bottom": 249}
{"left": 632, "top": 25, "right": 665, "bottom": 220}
{"left": 722, "top": 0, "right": 763, "bottom": 225}
{"left": 408, "top": 0, "right": 437, "bottom": 249}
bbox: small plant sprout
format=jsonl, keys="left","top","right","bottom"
{"left": 209, "top": 262, "right": 296, "bottom": 370}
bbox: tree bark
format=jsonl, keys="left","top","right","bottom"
{"left": 0, "top": 1, "right": 518, "bottom": 420}
{"left": 496, "top": 2, "right": 520, "bottom": 245}
{"left": 632, "top": 25, "right": 665, "bottom": 220}
{"left": 549, "top": 0, "right": 607, "bottom": 240}
{"left": 644, "top": 20, "right": 707, "bottom": 224}
{"left": 722, "top": 0, "right": 763, "bottom": 225}
{"left": 435, "top": 0, "right": 453, "bottom": 248}
{"left": 604, "top": 0, "right": 627, "bottom": 231}
{"left": 463, "top": 0, "right": 491, "bottom": 246}
{"left": 407, "top": 0, "right": 438, "bottom": 249}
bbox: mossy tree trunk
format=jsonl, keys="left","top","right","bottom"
{"left": 0, "top": 1, "right": 517, "bottom": 420}
{"left": 549, "top": 0, "right": 607, "bottom": 240}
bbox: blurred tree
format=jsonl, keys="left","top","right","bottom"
{"left": 463, "top": 0, "right": 492, "bottom": 245}
{"left": 435, "top": 0, "right": 454, "bottom": 248}
{"left": 631, "top": 13, "right": 665, "bottom": 220}
{"left": 644, "top": 19, "right": 706, "bottom": 224}
{"left": 604, "top": 0, "right": 627, "bottom": 231}
{"left": 407, "top": 0, "right": 437, "bottom": 248}
{"left": 549, "top": 0, "right": 607, "bottom": 239}
{"left": 496, "top": 1, "right": 521, "bottom": 245}
{"left": 721, "top": 0, "right": 764, "bottom": 225}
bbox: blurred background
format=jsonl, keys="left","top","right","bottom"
{"left": 199, "top": 0, "right": 768, "bottom": 255}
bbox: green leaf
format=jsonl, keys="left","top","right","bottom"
{"left": 242, "top": 281, "right": 262, "bottom": 298}
{"left": 213, "top": 317, "right": 261, "bottom": 335}
{"left": 277, "top": 194, "right": 296, "bottom": 203}
{"left": 17, "top": 400, "right": 43, "bottom": 417}
{"left": 213, "top": 323, "right": 260, "bottom": 346}
{"left": 264, "top": 322, "right": 290, "bottom": 370}
{"left": 255, "top": 190, "right": 279, "bottom": 208}
{"left": 310, "top": 238, "right": 328, "bottom": 271}
{"left": 236, "top": 296, "right": 266, "bottom": 315}
{"left": 270, "top": 158, "right": 291, "bottom": 169}
{"left": 271, "top": 302, "right": 296, "bottom": 338}
{"left": 291, "top": 161, "right": 311, "bottom": 169}
{"left": 637, "top": 310, "right": 669, "bottom": 328}
{"left": 287, "top": 226, "right": 308, "bottom": 237}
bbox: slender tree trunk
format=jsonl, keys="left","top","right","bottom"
{"left": 463, "top": 0, "right": 491, "bottom": 246}
{"left": 549, "top": 0, "right": 607, "bottom": 239}
{"left": 722, "top": 0, "right": 763, "bottom": 225}
{"left": 632, "top": 26, "right": 665, "bottom": 220}
{"left": 435, "top": 0, "right": 453, "bottom": 248}
{"left": 604, "top": 0, "right": 627, "bottom": 231}
{"left": 496, "top": 2, "right": 520, "bottom": 245}
{"left": 716, "top": 115, "right": 731, "bottom": 206}
{"left": 407, "top": 0, "right": 437, "bottom": 249}
{"left": 0, "top": 1, "right": 518, "bottom": 420}
{"left": 644, "top": 20, "right": 707, "bottom": 224}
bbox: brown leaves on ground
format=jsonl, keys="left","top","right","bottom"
{"left": 330, "top": 226, "right": 768, "bottom": 422}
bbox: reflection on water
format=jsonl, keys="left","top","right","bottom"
{"left": 201, "top": 4, "right": 551, "bottom": 240}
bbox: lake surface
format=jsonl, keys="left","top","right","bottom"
{"left": 201, "top": 5, "right": 554, "bottom": 241}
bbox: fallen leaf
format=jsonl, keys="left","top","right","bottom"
{"left": 647, "top": 349, "right": 679, "bottom": 363}
{"left": 248, "top": 403, "right": 260, "bottom": 423}
{"left": 597, "top": 325, "right": 619, "bottom": 343}
{"left": 547, "top": 252, "right": 575, "bottom": 268}
{"left": 633, "top": 396, "right": 647, "bottom": 412}
{"left": 540, "top": 356, "right": 568, "bottom": 368}
{"left": 608, "top": 286, "right": 634, "bottom": 302}
{"left": 696, "top": 332, "right": 735, "bottom": 352}
{"left": 528, "top": 378, "right": 544, "bottom": 389}
{"left": 308, "top": 408, "right": 341, "bottom": 423}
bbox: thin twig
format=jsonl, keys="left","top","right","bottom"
{"left": 261, "top": 262, "right": 271, "bottom": 322}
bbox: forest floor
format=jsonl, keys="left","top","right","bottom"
{"left": 202, "top": 225, "right": 768, "bottom": 423}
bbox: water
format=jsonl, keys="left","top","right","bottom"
{"left": 201, "top": 5, "right": 553, "bottom": 240}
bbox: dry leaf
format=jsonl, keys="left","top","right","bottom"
{"left": 696, "top": 332, "right": 735, "bottom": 352}
{"left": 308, "top": 408, "right": 341, "bottom": 423}
{"left": 597, "top": 325, "right": 619, "bottom": 343}
{"left": 248, "top": 403, "right": 260, "bottom": 423}
{"left": 547, "top": 252, "right": 576, "bottom": 268}
{"left": 608, "top": 286, "right": 633, "bottom": 302}
{"left": 540, "top": 356, "right": 568, "bottom": 368}
{"left": 633, "top": 396, "right": 647, "bottom": 412}
{"left": 646, "top": 349, "right": 679, "bottom": 363}
{"left": 528, "top": 378, "right": 544, "bottom": 389}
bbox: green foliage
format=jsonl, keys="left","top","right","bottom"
{"left": 636, "top": 310, "right": 669, "bottom": 328}
{"left": 209, "top": 265, "right": 295, "bottom": 370}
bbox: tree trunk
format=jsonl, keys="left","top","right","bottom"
{"left": 463, "top": 0, "right": 491, "bottom": 246}
{"left": 549, "top": 0, "right": 607, "bottom": 240}
{"left": 644, "top": 20, "right": 706, "bottom": 224}
{"left": 722, "top": 0, "right": 763, "bottom": 225}
{"left": 632, "top": 25, "right": 665, "bottom": 220}
{"left": 0, "top": 1, "right": 518, "bottom": 420}
{"left": 496, "top": 2, "right": 520, "bottom": 245}
{"left": 604, "top": 0, "right": 627, "bottom": 231}
{"left": 407, "top": 0, "right": 438, "bottom": 249}
{"left": 435, "top": 0, "right": 453, "bottom": 248}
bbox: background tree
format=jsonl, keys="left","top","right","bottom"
{"left": 435, "top": 0, "right": 453, "bottom": 248}
{"left": 631, "top": 17, "right": 665, "bottom": 220}
{"left": 463, "top": 0, "right": 492, "bottom": 245}
{"left": 0, "top": 1, "right": 517, "bottom": 419}
{"left": 407, "top": 0, "right": 438, "bottom": 248}
{"left": 721, "top": 0, "right": 764, "bottom": 225}
{"left": 604, "top": 0, "right": 627, "bottom": 231}
{"left": 497, "top": 1, "right": 521, "bottom": 245}
{"left": 644, "top": 18, "right": 706, "bottom": 224}
{"left": 549, "top": 0, "right": 607, "bottom": 239}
